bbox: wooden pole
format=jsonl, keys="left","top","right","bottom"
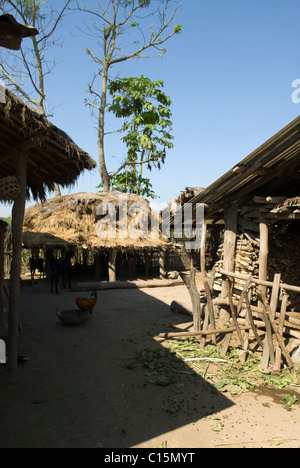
{"left": 258, "top": 217, "right": 269, "bottom": 301}
{"left": 0, "top": 221, "right": 7, "bottom": 338}
{"left": 217, "top": 267, "right": 300, "bottom": 293}
{"left": 200, "top": 222, "right": 207, "bottom": 274}
{"left": 8, "top": 150, "right": 28, "bottom": 376}
{"left": 203, "top": 281, "right": 216, "bottom": 344}
{"left": 108, "top": 249, "right": 117, "bottom": 283}
{"left": 180, "top": 269, "right": 202, "bottom": 331}
{"left": 258, "top": 218, "right": 270, "bottom": 371}
{"left": 219, "top": 205, "right": 238, "bottom": 325}
{"left": 144, "top": 251, "right": 150, "bottom": 276}
{"left": 158, "top": 323, "right": 266, "bottom": 339}
{"left": 260, "top": 294, "right": 294, "bottom": 369}
{"left": 273, "top": 294, "right": 289, "bottom": 374}
{"left": 159, "top": 249, "right": 166, "bottom": 279}
{"left": 261, "top": 273, "right": 281, "bottom": 370}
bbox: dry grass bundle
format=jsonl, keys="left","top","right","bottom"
{"left": 23, "top": 192, "right": 167, "bottom": 251}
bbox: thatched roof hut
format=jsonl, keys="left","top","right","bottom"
{"left": 0, "top": 88, "right": 96, "bottom": 375}
{"left": 23, "top": 192, "right": 166, "bottom": 250}
{"left": 23, "top": 192, "right": 169, "bottom": 282}
{"left": 0, "top": 88, "right": 96, "bottom": 201}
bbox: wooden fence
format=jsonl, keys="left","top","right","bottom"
{"left": 160, "top": 267, "right": 300, "bottom": 373}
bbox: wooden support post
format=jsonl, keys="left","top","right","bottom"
{"left": 200, "top": 222, "right": 207, "bottom": 274}
{"left": 159, "top": 249, "right": 166, "bottom": 279}
{"left": 144, "top": 251, "right": 150, "bottom": 276}
{"left": 180, "top": 269, "right": 202, "bottom": 332}
{"left": 8, "top": 150, "right": 28, "bottom": 376}
{"left": 219, "top": 205, "right": 238, "bottom": 325}
{"left": 0, "top": 220, "right": 7, "bottom": 338}
{"left": 258, "top": 217, "right": 269, "bottom": 301}
{"left": 94, "top": 253, "right": 101, "bottom": 280}
{"left": 108, "top": 249, "right": 117, "bottom": 283}
{"left": 257, "top": 217, "right": 271, "bottom": 371}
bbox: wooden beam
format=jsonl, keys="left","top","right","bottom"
{"left": 217, "top": 268, "right": 300, "bottom": 293}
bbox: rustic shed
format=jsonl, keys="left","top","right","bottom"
{"left": 0, "top": 88, "right": 96, "bottom": 374}
{"left": 188, "top": 115, "right": 300, "bottom": 290}
{"left": 167, "top": 116, "right": 300, "bottom": 372}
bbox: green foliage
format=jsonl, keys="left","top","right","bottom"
{"left": 173, "top": 23, "right": 183, "bottom": 34}
{"left": 107, "top": 75, "right": 174, "bottom": 196}
{"left": 97, "top": 172, "right": 158, "bottom": 199}
{"left": 22, "top": 0, "right": 47, "bottom": 23}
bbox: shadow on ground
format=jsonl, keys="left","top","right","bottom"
{"left": 0, "top": 281, "right": 234, "bottom": 448}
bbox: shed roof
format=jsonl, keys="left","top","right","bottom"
{"left": 186, "top": 115, "right": 300, "bottom": 221}
{"left": 0, "top": 88, "right": 96, "bottom": 201}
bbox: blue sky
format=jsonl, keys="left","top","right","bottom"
{"left": 1, "top": 0, "right": 300, "bottom": 218}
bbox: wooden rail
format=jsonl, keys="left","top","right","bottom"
{"left": 217, "top": 268, "right": 300, "bottom": 293}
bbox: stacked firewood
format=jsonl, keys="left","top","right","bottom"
{"left": 212, "top": 227, "right": 300, "bottom": 308}
{"left": 213, "top": 232, "right": 260, "bottom": 298}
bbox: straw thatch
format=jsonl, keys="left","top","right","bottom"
{"left": 0, "top": 88, "right": 96, "bottom": 202}
{"left": 23, "top": 192, "right": 167, "bottom": 251}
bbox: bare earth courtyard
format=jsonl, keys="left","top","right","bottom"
{"left": 0, "top": 281, "right": 299, "bottom": 449}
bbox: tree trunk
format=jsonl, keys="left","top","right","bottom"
{"left": 98, "top": 61, "right": 111, "bottom": 192}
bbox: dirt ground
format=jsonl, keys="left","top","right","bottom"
{"left": 0, "top": 278, "right": 299, "bottom": 449}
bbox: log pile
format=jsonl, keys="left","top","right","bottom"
{"left": 212, "top": 216, "right": 300, "bottom": 309}
{"left": 213, "top": 233, "right": 260, "bottom": 299}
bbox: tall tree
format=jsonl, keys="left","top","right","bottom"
{"left": 106, "top": 75, "right": 174, "bottom": 198}
{"left": 76, "top": 0, "right": 182, "bottom": 192}
{"left": 0, "top": 0, "right": 73, "bottom": 195}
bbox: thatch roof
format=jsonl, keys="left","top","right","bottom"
{"left": 0, "top": 88, "right": 96, "bottom": 201}
{"left": 0, "top": 14, "right": 39, "bottom": 50}
{"left": 23, "top": 192, "right": 167, "bottom": 251}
